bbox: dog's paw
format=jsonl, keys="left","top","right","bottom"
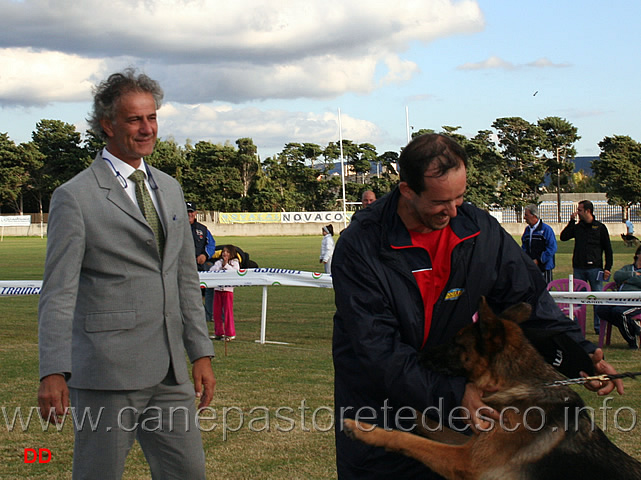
{"left": 343, "top": 419, "right": 377, "bottom": 441}
{"left": 343, "top": 419, "right": 358, "bottom": 440}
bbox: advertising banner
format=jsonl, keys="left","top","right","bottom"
{"left": 217, "top": 211, "right": 353, "bottom": 224}
{"left": 0, "top": 215, "right": 31, "bottom": 226}
{"left": 0, "top": 270, "right": 332, "bottom": 296}
{"left": 218, "top": 212, "right": 282, "bottom": 224}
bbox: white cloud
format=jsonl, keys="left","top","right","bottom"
{"left": 0, "top": 0, "right": 484, "bottom": 105}
{"left": 526, "top": 57, "right": 570, "bottom": 68}
{"left": 159, "top": 103, "right": 382, "bottom": 157}
{"left": 0, "top": 0, "right": 484, "bottom": 156}
{"left": 458, "top": 55, "right": 570, "bottom": 71}
{"left": 0, "top": 48, "right": 105, "bottom": 106}
{"left": 457, "top": 55, "right": 515, "bottom": 70}
{"left": 379, "top": 54, "right": 420, "bottom": 86}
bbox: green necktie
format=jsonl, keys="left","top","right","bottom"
{"left": 128, "top": 169, "right": 165, "bottom": 258}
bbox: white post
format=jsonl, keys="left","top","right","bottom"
{"left": 405, "top": 106, "right": 411, "bottom": 144}
{"left": 338, "top": 108, "right": 347, "bottom": 229}
{"left": 568, "top": 274, "right": 574, "bottom": 320}
{"left": 259, "top": 286, "right": 268, "bottom": 344}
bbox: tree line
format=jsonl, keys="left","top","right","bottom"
{"left": 0, "top": 116, "right": 639, "bottom": 215}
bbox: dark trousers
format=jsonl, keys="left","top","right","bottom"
{"left": 595, "top": 305, "right": 641, "bottom": 347}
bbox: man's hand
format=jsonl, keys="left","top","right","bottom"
{"left": 196, "top": 254, "right": 207, "bottom": 265}
{"left": 584, "top": 348, "right": 624, "bottom": 395}
{"left": 461, "top": 383, "right": 500, "bottom": 433}
{"left": 192, "top": 357, "right": 216, "bottom": 409}
{"left": 38, "top": 374, "right": 69, "bottom": 424}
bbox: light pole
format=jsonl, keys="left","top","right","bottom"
{"left": 555, "top": 146, "right": 566, "bottom": 223}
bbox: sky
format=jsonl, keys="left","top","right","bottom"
{"left": 0, "top": 0, "right": 639, "bottom": 161}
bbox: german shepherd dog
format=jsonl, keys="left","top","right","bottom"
{"left": 343, "top": 298, "right": 641, "bottom": 479}
{"left": 621, "top": 233, "right": 641, "bottom": 248}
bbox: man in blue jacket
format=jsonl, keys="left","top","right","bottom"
{"left": 521, "top": 204, "right": 557, "bottom": 284}
{"left": 332, "top": 134, "right": 622, "bottom": 479}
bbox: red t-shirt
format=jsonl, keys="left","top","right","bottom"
{"left": 409, "top": 226, "right": 463, "bottom": 347}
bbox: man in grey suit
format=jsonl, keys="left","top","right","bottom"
{"left": 37, "top": 69, "right": 216, "bottom": 479}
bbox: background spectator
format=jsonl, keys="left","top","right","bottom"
{"left": 210, "top": 245, "right": 240, "bottom": 341}
{"left": 560, "top": 199, "right": 613, "bottom": 334}
{"left": 596, "top": 245, "right": 641, "bottom": 349}
{"left": 361, "top": 190, "right": 377, "bottom": 208}
{"left": 319, "top": 224, "right": 334, "bottom": 273}
{"left": 521, "top": 203, "right": 557, "bottom": 283}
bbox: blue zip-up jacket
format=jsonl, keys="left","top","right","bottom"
{"left": 521, "top": 220, "right": 557, "bottom": 271}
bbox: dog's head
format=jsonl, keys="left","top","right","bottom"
{"left": 421, "top": 297, "right": 531, "bottom": 389}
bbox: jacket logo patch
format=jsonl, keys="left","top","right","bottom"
{"left": 444, "top": 288, "right": 464, "bottom": 301}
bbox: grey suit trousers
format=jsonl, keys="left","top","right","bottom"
{"left": 69, "top": 374, "right": 206, "bottom": 480}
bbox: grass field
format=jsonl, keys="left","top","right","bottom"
{"left": 1, "top": 234, "right": 640, "bottom": 479}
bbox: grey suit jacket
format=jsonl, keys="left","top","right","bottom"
{"left": 38, "top": 153, "right": 215, "bottom": 390}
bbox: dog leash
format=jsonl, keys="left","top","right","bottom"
{"left": 544, "top": 371, "right": 641, "bottom": 387}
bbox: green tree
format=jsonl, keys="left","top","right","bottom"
{"left": 461, "top": 130, "right": 504, "bottom": 208}
{"left": 258, "top": 154, "right": 301, "bottom": 211}
{"left": 83, "top": 129, "right": 105, "bottom": 159}
{"left": 592, "top": 135, "right": 641, "bottom": 207}
{"left": 355, "top": 143, "right": 377, "bottom": 183}
{"left": 537, "top": 117, "right": 580, "bottom": 193}
{"left": 301, "top": 143, "right": 323, "bottom": 169}
{"left": 19, "top": 141, "right": 46, "bottom": 216}
{"left": 436, "top": 126, "right": 503, "bottom": 209}
{"left": 183, "top": 141, "right": 242, "bottom": 210}
{"left": 411, "top": 128, "right": 435, "bottom": 139}
{"left": 257, "top": 143, "right": 331, "bottom": 212}
{"left": 234, "top": 138, "right": 261, "bottom": 199}
{"left": 328, "top": 139, "right": 361, "bottom": 182}
{"left": 322, "top": 142, "right": 342, "bottom": 177}
{"left": 0, "top": 133, "right": 27, "bottom": 212}
{"left": 32, "top": 119, "right": 89, "bottom": 196}
{"left": 492, "top": 117, "right": 547, "bottom": 208}
{"left": 147, "top": 138, "right": 187, "bottom": 182}
{"left": 572, "top": 170, "right": 599, "bottom": 193}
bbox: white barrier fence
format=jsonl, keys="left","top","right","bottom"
{"left": 2, "top": 272, "right": 639, "bottom": 343}
{"left": 0, "top": 270, "right": 333, "bottom": 345}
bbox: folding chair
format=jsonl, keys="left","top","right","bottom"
{"left": 547, "top": 278, "right": 591, "bottom": 336}
{"left": 598, "top": 282, "right": 641, "bottom": 348}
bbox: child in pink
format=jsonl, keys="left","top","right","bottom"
{"left": 210, "top": 246, "right": 240, "bottom": 340}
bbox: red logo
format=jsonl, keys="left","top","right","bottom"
{"left": 24, "top": 448, "right": 52, "bottom": 464}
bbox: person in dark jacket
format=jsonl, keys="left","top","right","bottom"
{"left": 521, "top": 203, "right": 557, "bottom": 283}
{"left": 560, "top": 199, "right": 613, "bottom": 334}
{"left": 595, "top": 245, "right": 641, "bottom": 349}
{"left": 187, "top": 201, "right": 216, "bottom": 321}
{"left": 187, "top": 201, "right": 212, "bottom": 271}
{"left": 332, "top": 134, "right": 623, "bottom": 479}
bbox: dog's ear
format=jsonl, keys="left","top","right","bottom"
{"left": 477, "top": 297, "right": 506, "bottom": 353}
{"left": 478, "top": 297, "right": 495, "bottom": 324}
{"left": 499, "top": 302, "right": 532, "bottom": 325}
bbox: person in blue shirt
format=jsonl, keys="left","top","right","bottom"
{"left": 521, "top": 204, "right": 557, "bottom": 284}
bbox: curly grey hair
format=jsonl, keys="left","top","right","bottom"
{"left": 87, "top": 68, "right": 164, "bottom": 141}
